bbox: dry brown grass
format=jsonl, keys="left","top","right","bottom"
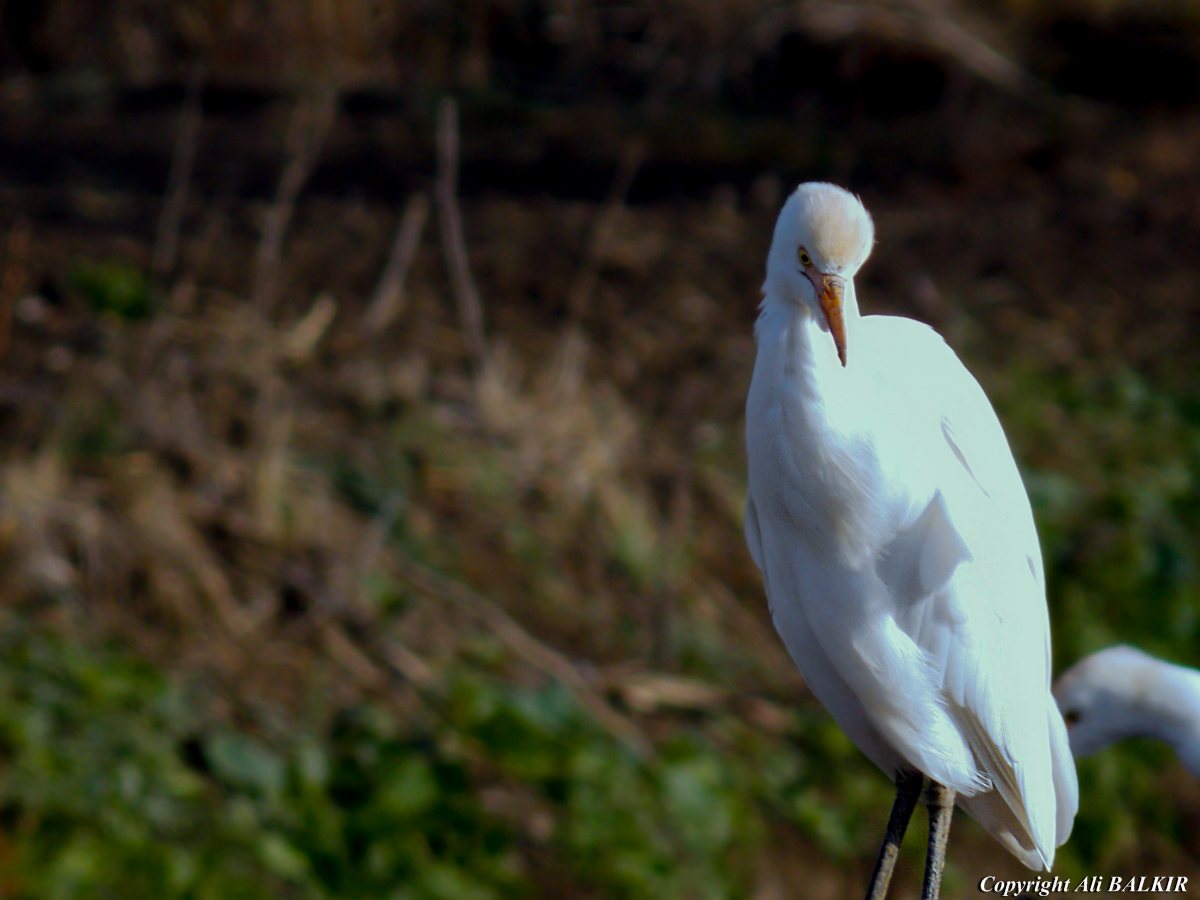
{"left": 5, "top": 81, "right": 1199, "bottom": 720}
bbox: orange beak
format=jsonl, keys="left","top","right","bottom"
{"left": 808, "top": 271, "right": 847, "bottom": 366}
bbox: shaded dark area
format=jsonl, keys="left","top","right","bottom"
{"left": 1043, "top": 14, "right": 1200, "bottom": 107}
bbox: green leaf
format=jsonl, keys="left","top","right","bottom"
{"left": 375, "top": 755, "right": 439, "bottom": 820}
{"left": 294, "top": 734, "right": 330, "bottom": 792}
{"left": 70, "top": 260, "right": 155, "bottom": 320}
{"left": 204, "top": 733, "right": 285, "bottom": 799}
{"left": 259, "top": 832, "right": 309, "bottom": 881}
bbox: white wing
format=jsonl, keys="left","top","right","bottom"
{"left": 866, "top": 317, "right": 1077, "bottom": 868}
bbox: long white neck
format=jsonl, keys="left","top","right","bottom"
{"left": 746, "top": 281, "right": 883, "bottom": 566}
{"left": 1135, "top": 665, "right": 1200, "bottom": 776}
{"left": 1089, "top": 661, "right": 1200, "bottom": 777}
{"left": 753, "top": 279, "right": 864, "bottom": 397}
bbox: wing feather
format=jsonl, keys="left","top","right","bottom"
{"left": 865, "top": 317, "right": 1075, "bottom": 868}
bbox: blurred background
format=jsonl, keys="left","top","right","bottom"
{"left": 0, "top": 0, "right": 1199, "bottom": 897}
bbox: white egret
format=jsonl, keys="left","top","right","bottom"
{"left": 1055, "top": 645, "right": 1200, "bottom": 776}
{"left": 744, "top": 182, "right": 1077, "bottom": 899}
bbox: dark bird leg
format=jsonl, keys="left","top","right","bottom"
{"left": 921, "top": 781, "right": 956, "bottom": 900}
{"left": 863, "top": 771, "right": 925, "bottom": 900}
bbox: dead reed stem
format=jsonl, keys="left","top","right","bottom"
{"left": 798, "top": 0, "right": 1026, "bottom": 92}
{"left": 395, "top": 551, "right": 653, "bottom": 757}
{"left": 320, "top": 621, "right": 388, "bottom": 689}
{"left": 153, "top": 67, "right": 206, "bottom": 282}
{"left": 363, "top": 193, "right": 429, "bottom": 332}
{"left": 435, "top": 98, "right": 488, "bottom": 367}
{"left": 282, "top": 292, "right": 338, "bottom": 362}
{"left": 254, "top": 84, "right": 339, "bottom": 312}
{"left": 567, "top": 139, "right": 647, "bottom": 321}
{"left": 380, "top": 639, "right": 438, "bottom": 690}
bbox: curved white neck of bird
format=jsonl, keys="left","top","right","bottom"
{"left": 761, "top": 271, "right": 862, "bottom": 358}
{"left": 750, "top": 279, "right": 892, "bottom": 571}
{"left": 756, "top": 280, "right": 864, "bottom": 406}
{"left": 1085, "top": 660, "right": 1200, "bottom": 774}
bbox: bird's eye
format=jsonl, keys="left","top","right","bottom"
{"left": 798, "top": 248, "right": 813, "bottom": 267}
{"left": 1063, "top": 709, "right": 1080, "bottom": 726}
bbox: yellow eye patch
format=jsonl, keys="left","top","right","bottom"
{"left": 798, "top": 248, "right": 813, "bottom": 267}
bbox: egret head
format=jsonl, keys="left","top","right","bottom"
{"left": 1053, "top": 645, "right": 1164, "bottom": 760}
{"left": 765, "top": 182, "right": 875, "bottom": 366}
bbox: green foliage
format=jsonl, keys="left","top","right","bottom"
{"left": 0, "top": 627, "right": 525, "bottom": 900}
{"left": 1058, "top": 740, "right": 1181, "bottom": 877}
{"left": 448, "top": 673, "right": 762, "bottom": 900}
{"left": 70, "top": 261, "right": 154, "bottom": 321}
{"left": 0, "top": 624, "right": 897, "bottom": 900}
{"left": 995, "top": 361, "right": 1200, "bottom": 668}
